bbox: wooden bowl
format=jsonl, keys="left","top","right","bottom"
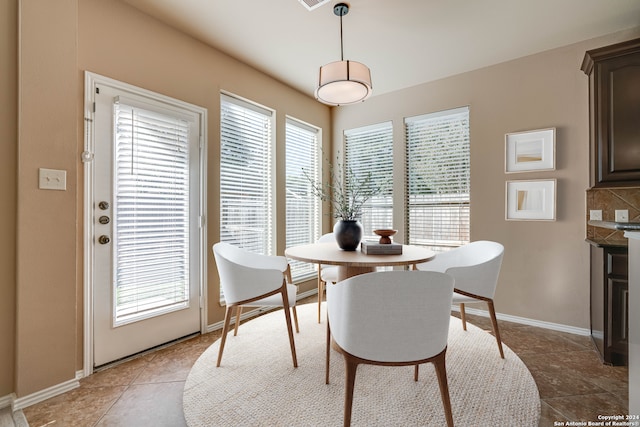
{"left": 373, "top": 229, "right": 397, "bottom": 244}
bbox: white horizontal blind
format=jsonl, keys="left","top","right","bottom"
{"left": 285, "top": 118, "right": 320, "bottom": 280}
{"left": 344, "top": 122, "right": 394, "bottom": 239}
{"left": 113, "top": 102, "right": 191, "bottom": 324}
{"left": 219, "top": 94, "right": 274, "bottom": 258}
{"left": 405, "top": 107, "right": 470, "bottom": 251}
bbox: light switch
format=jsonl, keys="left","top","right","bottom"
{"left": 590, "top": 210, "right": 602, "bottom": 221}
{"left": 39, "top": 168, "right": 67, "bottom": 191}
{"left": 615, "top": 209, "right": 629, "bottom": 223}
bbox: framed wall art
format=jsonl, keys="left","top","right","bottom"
{"left": 505, "top": 128, "right": 555, "bottom": 173}
{"left": 506, "top": 179, "right": 556, "bottom": 221}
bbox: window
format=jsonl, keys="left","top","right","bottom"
{"left": 344, "top": 122, "right": 394, "bottom": 239}
{"left": 285, "top": 118, "right": 321, "bottom": 281}
{"left": 405, "top": 106, "right": 470, "bottom": 251}
{"left": 113, "top": 99, "right": 196, "bottom": 324}
{"left": 219, "top": 94, "right": 274, "bottom": 259}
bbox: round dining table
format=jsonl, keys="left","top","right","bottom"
{"left": 285, "top": 241, "right": 436, "bottom": 282}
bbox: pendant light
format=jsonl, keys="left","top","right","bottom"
{"left": 315, "top": 3, "right": 372, "bottom": 106}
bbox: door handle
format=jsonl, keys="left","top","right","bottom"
{"left": 98, "top": 235, "right": 110, "bottom": 245}
{"left": 98, "top": 201, "right": 110, "bottom": 210}
{"left": 99, "top": 216, "right": 110, "bottom": 224}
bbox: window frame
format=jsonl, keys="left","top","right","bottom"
{"left": 405, "top": 106, "right": 470, "bottom": 251}
{"left": 219, "top": 92, "right": 276, "bottom": 292}
{"left": 344, "top": 121, "right": 394, "bottom": 240}
{"left": 285, "top": 116, "right": 322, "bottom": 282}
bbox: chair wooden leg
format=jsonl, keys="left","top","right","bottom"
{"left": 325, "top": 320, "right": 331, "bottom": 384}
{"left": 318, "top": 272, "right": 324, "bottom": 323}
{"left": 343, "top": 357, "right": 359, "bottom": 427}
{"left": 487, "top": 300, "right": 505, "bottom": 359}
{"left": 281, "top": 285, "right": 298, "bottom": 368}
{"left": 433, "top": 352, "right": 454, "bottom": 427}
{"left": 217, "top": 305, "right": 234, "bottom": 367}
{"left": 292, "top": 306, "right": 300, "bottom": 333}
{"left": 233, "top": 306, "right": 243, "bottom": 336}
{"left": 459, "top": 303, "right": 467, "bottom": 331}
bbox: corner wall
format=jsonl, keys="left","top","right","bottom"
{"left": 332, "top": 27, "right": 640, "bottom": 329}
{"left": 15, "top": 0, "right": 79, "bottom": 396}
{"left": 0, "top": 0, "right": 18, "bottom": 398}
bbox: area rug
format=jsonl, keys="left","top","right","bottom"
{"left": 183, "top": 303, "right": 540, "bottom": 426}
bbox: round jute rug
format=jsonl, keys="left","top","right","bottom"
{"left": 183, "top": 303, "right": 540, "bottom": 426}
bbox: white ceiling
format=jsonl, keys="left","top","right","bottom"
{"left": 120, "top": 0, "right": 640, "bottom": 99}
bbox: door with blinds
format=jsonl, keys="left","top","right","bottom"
{"left": 87, "top": 75, "right": 205, "bottom": 367}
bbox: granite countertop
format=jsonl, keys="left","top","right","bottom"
{"left": 588, "top": 220, "right": 640, "bottom": 231}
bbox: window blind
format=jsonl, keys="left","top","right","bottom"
{"left": 344, "top": 122, "right": 394, "bottom": 239}
{"left": 219, "top": 94, "right": 274, "bottom": 258}
{"left": 113, "top": 101, "right": 191, "bottom": 325}
{"left": 285, "top": 118, "right": 320, "bottom": 281}
{"left": 405, "top": 106, "right": 470, "bottom": 251}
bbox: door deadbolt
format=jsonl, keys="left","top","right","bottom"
{"left": 98, "top": 215, "right": 110, "bottom": 224}
{"left": 98, "top": 201, "right": 110, "bottom": 210}
{"left": 98, "top": 235, "right": 110, "bottom": 245}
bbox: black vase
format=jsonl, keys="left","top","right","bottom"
{"left": 333, "top": 220, "right": 363, "bottom": 251}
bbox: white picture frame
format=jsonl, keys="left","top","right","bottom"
{"left": 506, "top": 179, "right": 556, "bottom": 221}
{"left": 505, "top": 128, "right": 555, "bottom": 173}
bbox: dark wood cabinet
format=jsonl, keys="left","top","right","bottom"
{"left": 582, "top": 38, "right": 640, "bottom": 187}
{"left": 590, "top": 243, "right": 628, "bottom": 365}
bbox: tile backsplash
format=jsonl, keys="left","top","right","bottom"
{"left": 586, "top": 187, "right": 640, "bottom": 241}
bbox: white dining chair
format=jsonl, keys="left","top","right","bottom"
{"left": 326, "top": 270, "right": 455, "bottom": 427}
{"left": 416, "top": 240, "right": 505, "bottom": 358}
{"left": 212, "top": 242, "right": 299, "bottom": 368}
{"left": 316, "top": 233, "right": 338, "bottom": 323}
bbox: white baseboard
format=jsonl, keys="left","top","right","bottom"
{"left": 12, "top": 375, "right": 80, "bottom": 411}
{"left": 0, "top": 394, "right": 15, "bottom": 410}
{"left": 454, "top": 305, "right": 591, "bottom": 336}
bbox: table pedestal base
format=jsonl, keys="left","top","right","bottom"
{"left": 338, "top": 266, "right": 376, "bottom": 282}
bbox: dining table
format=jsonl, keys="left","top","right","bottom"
{"left": 285, "top": 241, "right": 436, "bottom": 282}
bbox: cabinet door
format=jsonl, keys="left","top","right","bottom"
{"left": 596, "top": 55, "right": 640, "bottom": 185}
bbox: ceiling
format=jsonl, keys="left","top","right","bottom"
{"left": 120, "top": 0, "right": 640, "bottom": 100}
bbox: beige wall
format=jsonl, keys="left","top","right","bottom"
{"left": 0, "top": 0, "right": 17, "bottom": 398}
{"left": 15, "top": 0, "right": 80, "bottom": 396}
{"left": 333, "top": 27, "right": 640, "bottom": 329}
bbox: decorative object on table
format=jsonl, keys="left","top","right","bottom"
{"left": 373, "top": 228, "right": 397, "bottom": 244}
{"left": 506, "top": 179, "right": 556, "bottom": 221}
{"left": 505, "top": 128, "right": 555, "bottom": 173}
{"left": 303, "top": 152, "right": 388, "bottom": 251}
{"left": 333, "top": 219, "right": 363, "bottom": 251}
{"left": 360, "top": 240, "right": 403, "bottom": 255}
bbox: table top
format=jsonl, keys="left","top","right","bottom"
{"left": 285, "top": 241, "right": 436, "bottom": 268}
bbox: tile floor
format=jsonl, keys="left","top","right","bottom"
{"left": 21, "top": 300, "right": 628, "bottom": 427}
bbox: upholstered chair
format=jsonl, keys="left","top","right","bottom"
{"left": 326, "top": 270, "right": 455, "bottom": 427}
{"left": 416, "top": 240, "right": 505, "bottom": 358}
{"left": 212, "top": 242, "right": 298, "bottom": 368}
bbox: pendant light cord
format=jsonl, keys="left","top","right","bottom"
{"left": 339, "top": 11, "right": 344, "bottom": 61}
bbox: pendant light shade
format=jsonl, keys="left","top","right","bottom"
{"left": 316, "top": 60, "right": 372, "bottom": 105}
{"left": 315, "top": 3, "right": 372, "bottom": 106}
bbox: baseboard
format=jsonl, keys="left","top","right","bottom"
{"left": 455, "top": 305, "right": 591, "bottom": 336}
{"left": 0, "top": 393, "right": 14, "bottom": 409}
{"left": 12, "top": 374, "right": 80, "bottom": 411}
